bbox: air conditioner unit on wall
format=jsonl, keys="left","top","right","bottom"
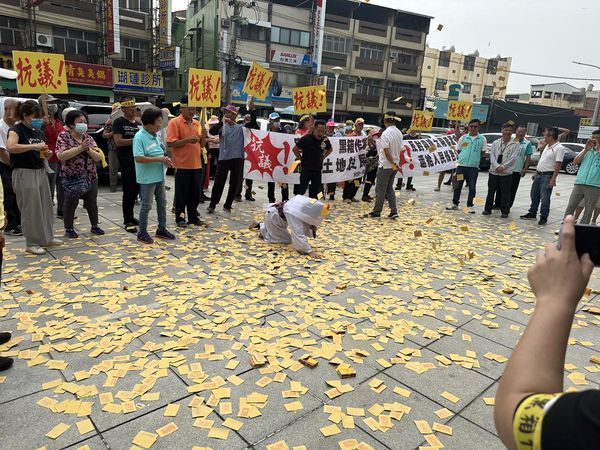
{"left": 36, "top": 33, "right": 53, "bottom": 48}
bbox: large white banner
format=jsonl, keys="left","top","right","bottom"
{"left": 243, "top": 129, "right": 459, "bottom": 183}
{"left": 243, "top": 129, "right": 368, "bottom": 184}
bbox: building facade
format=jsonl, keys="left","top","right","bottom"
{"left": 0, "top": 0, "right": 160, "bottom": 102}
{"left": 421, "top": 47, "right": 511, "bottom": 103}
{"left": 529, "top": 83, "right": 586, "bottom": 109}
{"left": 174, "top": 0, "right": 431, "bottom": 124}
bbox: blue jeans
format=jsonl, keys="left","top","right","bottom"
{"left": 528, "top": 173, "right": 553, "bottom": 219}
{"left": 452, "top": 166, "right": 479, "bottom": 207}
{"left": 139, "top": 181, "right": 167, "bottom": 234}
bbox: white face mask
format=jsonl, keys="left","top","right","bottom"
{"left": 74, "top": 123, "right": 88, "bottom": 134}
{"left": 48, "top": 104, "right": 59, "bottom": 115}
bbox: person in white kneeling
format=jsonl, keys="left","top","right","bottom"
{"left": 249, "top": 195, "right": 330, "bottom": 259}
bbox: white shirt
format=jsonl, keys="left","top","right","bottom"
{"left": 0, "top": 118, "right": 9, "bottom": 149}
{"left": 378, "top": 125, "right": 403, "bottom": 169}
{"left": 537, "top": 142, "right": 566, "bottom": 173}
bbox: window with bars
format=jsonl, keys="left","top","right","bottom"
{"left": 326, "top": 75, "right": 347, "bottom": 92}
{"left": 486, "top": 59, "right": 498, "bottom": 74}
{"left": 356, "top": 79, "right": 381, "bottom": 97}
{"left": 359, "top": 42, "right": 384, "bottom": 60}
{"left": 483, "top": 85, "right": 494, "bottom": 97}
{"left": 323, "top": 35, "right": 350, "bottom": 54}
{"left": 119, "top": 0, "right": 151, "bottom": 13}
{"left": 435, "top": 78, "right": 447, "bottom": 91}
{"left": 438, "top": 51, "right": 451, "bottom": 67}
{"left": 463, "top": 82, "right": 472, "bottom": 94}
{"left": 53, "top": 27, "right": 98, "bottom": 56}
{"left": 121, "top": 37, "right": 150, "bottom": 63}
{"left": 463, "top": 55, "right": 475, "bottom": 71}
{"left": 0, "top": 16, "right": 25, "bottom": 47}
{"left": 271, "top": 26, "right": 310, "bottom": 48}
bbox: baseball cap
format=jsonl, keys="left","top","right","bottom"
{"left": 269, "top": 112, "right": 280, "bottom": 120}
{"left": 326, "top": 119, "right": 336, "bottom": 127}
{"left": 355, "top": 117, "right": 365, "bottom": 124}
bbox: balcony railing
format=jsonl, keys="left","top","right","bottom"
{"left": 322, "top": 52, "right": 347, "bottom": 68}
{"left": 354, "top": 57, "right": 384, "bottom": 72}
{"left": 394, "top": 27, "right": 422, "bottom": 44}
{"left": 357, "top": 20, "right": 387, "bottom": 38}
{"left": 351, "top": 93, "right": 380, "bottom": 108}
{"left": 390, "top": 62, "right": 418, "bottom": 77}
{"left": 324, "top": 14, "right": 350, "bottom": 31}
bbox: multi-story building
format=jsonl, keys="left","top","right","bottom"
{"left": 175, "top": 0, "right": 431, "bottom": 124}
{"left": 0, "top": 0, "right": 160, "bottom": 102}
{"left": 421, "top": 47, "right": 511, "bottom": 102}
{"left": 529, "top": 83, "right": 586, "bottom": 109}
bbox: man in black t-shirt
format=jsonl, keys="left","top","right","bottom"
{"left": 292, "top": 120, "right": 332, "bottom": 199}
{"left": 112, "top": 96, "right": 141, "bottom": 232}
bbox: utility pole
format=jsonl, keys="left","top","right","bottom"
{"left": 225, "top": 1, "right": 242, "bottom": 104}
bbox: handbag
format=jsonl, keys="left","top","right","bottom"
{"left": 62, "top": 153, "right": 92, "bottom": 198}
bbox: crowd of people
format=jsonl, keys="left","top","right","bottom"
{"left": 0, "top": 94, "right": 598, "bottom": 260}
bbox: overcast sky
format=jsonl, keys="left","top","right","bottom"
{"left": 172, "top": 0, "right": 600, "bottom": 94}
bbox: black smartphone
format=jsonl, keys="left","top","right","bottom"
{"left": 574, "top": 224, "right": 600, "bottom": 266}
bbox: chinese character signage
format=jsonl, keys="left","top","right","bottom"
{"left": 159, "top": 46, "right": 180, "bottom": 70}
{"left": 410, "top": 111, "right": 434, "bottom": 132}
{"left": 106, "top": 0, "right": 121, "bottom": 54}
{"left": 293, "top": 85, "right": 326, "bottom": 114}
{"left": 312, "top": 0, "right": 326, "bottom": 74}
{"left": 389, "top": 134, "right": 459, "bottom": 177}
{"left": 270, "top": 50, "right": 311, "bottom": 66}
{"left": 446, "top": 100, "right": 473, "bottom": 122}
{"left": 12, "top": 51, "right": 68, "bottom": 94}
{"left": 65, "top": 61, "right": 113, "bottom": 88}
{"left": 113, "top": 68, "right": 163, "bottom": 94}
{"left": 159, "top": 0, "right": 172, "bottom": 49}
{"left": 188, "top": 68, "right": 221, "bottom": 107}
{"left": 242, "top": 62, "right": 273, "bottom": 101}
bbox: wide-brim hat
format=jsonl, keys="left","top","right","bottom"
{"left": 222, "top": 104, "right": 239, "bottom": 114}
{"left": 208, "top": 115, "right": 220, "bottom": 125}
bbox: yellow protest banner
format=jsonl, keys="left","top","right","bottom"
{"left": 293, "top": 85, "right": 326, "bottom": 114}
{"left": 243, "top": 61, "right": 273, "bottom": 101}
{"left": 446, "top": 101, "right": 473, "bottom": 122}
{"left": 410, "top": 111, "right": 433, "bottom": 132}
{"left": 188, "top": 69, "right": 221, "bottom": 107}
{"left": 12, "top": 51, "right": 68, "bottom": 94}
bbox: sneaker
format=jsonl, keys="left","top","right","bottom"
{"left": 482, "top": 210, "right": 492, "bottom": 215}
{"left": 363, "top": 212, "right": 381, "bottom": 218}
{"left": 361, "top": 196, "right": 372, "bottom": 203}
{"left": 234, "top": 195, "right": 242, "bottom": 202}
{"left": 538, "top": 218, "right": 548, "bottom": 225}
{"left": 501, "top": 213, "right": 509, "bottom": 218}
{"left": 176, "top": 220, "right": 188, "bottom": 228}
{"left": 26, "top": 245, "right": 46, "bottom": 255}
{"left": 520, "top": 213, "right": 537, "bottom": 220}
{"left": 44, "top": 239, "right": 63, "bottom": 246}
{"left": 90, "top": 226, "right": 105, "bottom": 236}
{"left": 0, "top": 332, "right": 11, "bottom": 345}
{"left": 350, "top": 198, "right": 360, "bottom": 203}
{"left": 5, "top": 226, "right": 23, "bottom": 236}
{"left": 446, "top": 204, "right": 459, "bottom": 210}
{"left": 64, "top": 228, "right": 79, "bottom": 239}
{"left": 223, "top": 205, "right": 232, "bottom": 212}
{"left": 388, "top": 212, "right": 399, "bottom": 219}
{"left": 434, "top": 188, "right": 441, "bottom": 192}
{"left": 137, "top": 232, "right": 154, "bottom": 244}
{"left": 156, "top": 228, "right": 176, "bottom": 240}
{"left": 0, "top": 356, "right": 13, "bottom": 371}
{"left": 125, "top": 223, "right": 138, "bottom": 233}
{"left": 188, "top": 220, "right": 208, "bottom": 227}
{"left": 207, "top": 205, "right": 215, "bottom": 214}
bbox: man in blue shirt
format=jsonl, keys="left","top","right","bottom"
{"left": 561, "top": 129, "right": 600, "bottom": 224}
{"left": 446, "top": 118, "right": 487, "bottom": 212}
{"left": 133, "top": 107, "right": 175, "bottom": 244}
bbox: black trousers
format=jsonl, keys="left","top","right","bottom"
{"left": 326, "top": 182, "right": 337, "bottom": 197}
{"left": 117, "top": 150, "right": 139, "bottom": 223}
{"left": 210, "top": 158, "right": 244, "bottom": 208}
{"left": 0, "top": 163, "right": 20, "bottom": 230}
{"left": 362, "top": 169, "right": 377, "bottom": 197}
{"left": 343, "top": 178, "right": 361, "bottom": 199}
{"left": 175, "top": 168, "right": 202, "bottom": 222}
{"left": 297, "top": 170, "right": 322, "bottom": 199}
{"left": 208, "top": 148, "right": 219, "bottom": 179}
{"left": 235, "top": 178, "right": 253, "bottom": 198}
{"left": 63, "top": 180, "right": 99, "bottom": 229}
{"left": 267, "top": 182, "right": 289, "bottom": 202}
{"left": 485, "top": 174, "right": 512, "bottom": 214}
{"left": 397, "top": 177, "right": 414, "bottom": 188}
{"left": 493, "top": 172, "right": 522, "bottom": 208}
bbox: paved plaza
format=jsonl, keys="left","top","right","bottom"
{"left": 0, "top": 171, "right": 598, "bottom": 450}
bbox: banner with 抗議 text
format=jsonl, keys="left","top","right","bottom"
{"left": 394, "top": 134, "right": 459, "bottom": 177}
{"left": 12, "top": 51, "right": 68, "bottom": 94}
{"left": 243, "top": 129, "right": 368, "bottom": 184}
{"left": 113, "top": 68, "right": 163, "bottom": 94}
{"left": 446, "top": 100, "right": 473, "bottom": 122}
{"left": 242, "top": 61, "right": 273, "bottom": 101}
{"left": 410, "top": 111, "right": 433, "bottom": 132}
{"left": 242, "top": 129, "right": 460, "bottom": 183}
{"left": 293, "top": 85, "right": 326, "bottom": 114}
{"left": 188, "top": 69, "right": 221, "bottom": 107}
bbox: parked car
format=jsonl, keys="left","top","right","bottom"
{"left": 529, "top": 142, "right": 584, "bottom": 175}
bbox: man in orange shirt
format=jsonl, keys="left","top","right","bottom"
{"left": 167, "top": 95, "right": 206, "bottom": 227}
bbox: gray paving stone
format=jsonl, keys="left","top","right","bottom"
{"left": 63, "top": 434, "right": 109, "bottom": 449}
{"left": 459, "top": 382, "right": 498, "bottom": 436}
{"left": 417, "top": 414, "right": 504, "bottom": 450}
{"left": 461, "top": 314, "right": 523, "bottom": 349}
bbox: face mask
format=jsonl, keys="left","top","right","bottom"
{"left": 48, "top": 104, "right": 58, "bottom": 114}
{"left": 75, "top": 123, "right": 88, "bottom": 134}
{"left": 30, "top": 118, "right": 43, "bottom": 129}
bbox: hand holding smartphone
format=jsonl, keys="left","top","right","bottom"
{"left": 558, "top": 223, "right": 600, "bottom": 266}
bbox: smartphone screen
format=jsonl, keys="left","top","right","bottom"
{"left": 574, "top": 224, "right": 600, "bottom": 266}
